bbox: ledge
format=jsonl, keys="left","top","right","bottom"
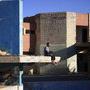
{"left": 75, "top": 42, "right": 90, "bottom": 47}
{"left": 0, "top": 55, "right": 61, "bottom": 63}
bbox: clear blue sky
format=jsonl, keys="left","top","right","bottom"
{"left": 23, "top": 0, "right": 90, "bottom": 17}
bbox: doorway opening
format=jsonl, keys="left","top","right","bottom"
{"left": 76, "top": 26, "right": 88, "bottom": 43}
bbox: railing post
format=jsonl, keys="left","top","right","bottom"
{"left": 19, "top": 64, "right": 23, "bottom": 90}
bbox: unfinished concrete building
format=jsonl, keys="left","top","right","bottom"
{"left": 0, "top": 0, "right": 89, "bottom": 90}
{"left": 24, "top": 12, "right": 90, "bottom": 74}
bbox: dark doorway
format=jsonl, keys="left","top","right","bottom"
{"left": 77, "top": 53, "right": 88, "bottom": 73}
{"left": 76, "top": 26, "right": 88, "bottom": 43}
{"left": 82, "top": 29, "right": 88, "bottom": 42}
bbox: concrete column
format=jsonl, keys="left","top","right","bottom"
{"left": 66, "top": 12, "right": 77, "bottom": 73}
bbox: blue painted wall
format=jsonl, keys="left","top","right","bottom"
{"left": 24, "top": 80, "right": 90, "bottom": 90}
{"left": 0, "top": 0, "right": 23, "bottom": 55}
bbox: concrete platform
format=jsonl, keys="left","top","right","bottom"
{"left": 0, "top": 85, "right": 23, "bottom": 90}
{"left": 0, "top": 55, "right": 61, "bottom": 63}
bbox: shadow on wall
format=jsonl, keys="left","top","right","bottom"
{"left": 37, "top": 44, "right": 78, "bottom": 75}
{"left": 54, "top": 44, "right": 77, "bottom": 60}
{"left": 50, "top": 44, "right": 78, "bottom": 73}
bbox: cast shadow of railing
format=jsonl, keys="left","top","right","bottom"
{"left": 49, "top": 44, "right": 77, "bottom": 74}
{"left": 54, "top": 44, "right": 78, "bottom": 60}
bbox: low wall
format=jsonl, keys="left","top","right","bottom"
{"left": 0, "top": 85, "right": 23, "bottom": 90}
{"left": 0, "top": 56, "right": 60, "bottom": 63}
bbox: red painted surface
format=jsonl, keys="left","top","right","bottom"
{"left": 23, "top": 22, "right": 36, "bottom": 54}
{"left": 76, "top": 13, "right": 88, "bottom": 26}
{"left": 23, "top": 23, "right": 30, "bottom": 53}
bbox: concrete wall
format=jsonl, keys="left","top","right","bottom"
{"left": 35, "top": 13, "right": 66, "bottom": 55}
{"left": 39, "top": 60, "right": 69, "bottom": 75}
{"left": 0, "top": 0, "right": 23, "bottom": 55}
{"left": 35, "top": 15, "right": 41, "bottom": 55}
{"left": 24, "top": 12, "right": 90, "bottom": 74}
{"left": 33, "top": 12, "right": 77, "bottom": 74}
